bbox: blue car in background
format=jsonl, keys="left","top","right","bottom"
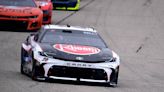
{"left": 51, "top": 0, "right": 80, "bottom": 10}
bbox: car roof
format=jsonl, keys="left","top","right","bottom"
{"left": 44, "top": 25, "right": 97, "bottom": 32}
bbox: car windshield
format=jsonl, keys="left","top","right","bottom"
{"left": 0, "top": 0, "right": 36, "bottom": 7}
{"left": 41, "top": 29, "right": 107, "bottom": 48}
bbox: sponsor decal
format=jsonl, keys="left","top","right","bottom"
{"left": 53, "top": 44, "right": 101, "bottom": 55}
{"left": 0, "top": 7, "right": 32, "bottom": 14}
{"left": 76, "top": 57, "right": 84, "bottom": 60}
{"left": 66, "top": 62, "right": 92, "bottom": 67}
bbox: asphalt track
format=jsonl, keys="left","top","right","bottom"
{"left": 0, "top": 0, "right": 164, "bottom": 92}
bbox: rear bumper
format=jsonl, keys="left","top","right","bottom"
{"left": 53, "top": 1, "right": 77, "bottom": 7}
{"left": 53, "top": 0, "right": 80, "bottom": 10}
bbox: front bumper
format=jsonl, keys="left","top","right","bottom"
{"left": 32, "top": 49, "right": 120, "bottom": 83}
{"left": 35, "top": 63, "right": 113, "bottom": 83}
{"left": 0, "top": 15, "right": 42, "bottom": 30}
{"left": 47, "top": 65, "right": 109, "bottom": 82}
{"left": 34, "top": 58, "right": 119, "bottom": 83}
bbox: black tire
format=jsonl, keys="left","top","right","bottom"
{"left": 107, "top": 67, "right": 119, "bottom": 87}
{"left": 31, "top": 57, "right": 37, "bottom": 80}
{"left": 31, "top": 59, "right": 45, "bottom": 81}
{"left": 31, "top": 53, "right": 46, "bottom": 81}
{"left": 114, "top": 67, "right": 119, "bottom": 84}
{"left": 20, "top": 47, "right": 25, "bottom": 74}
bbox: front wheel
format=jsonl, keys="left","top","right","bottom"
{"left": 21, "top": 47, "right": 26, "bottom": 74}
{"left": 31, "top": 59, "right": 37, "bottom": 80}
{"left": 31, "top": 58, "right": 45, "bottom": 81}
{"left": 107, "top": 67, "right": 119, "bottom": 87}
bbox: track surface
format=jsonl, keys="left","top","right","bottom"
{"left": 0, "top": 0, "right": 164, "bottom": 92}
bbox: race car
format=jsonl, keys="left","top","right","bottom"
{"left": 0, "top": 0, "right": 43, "bottom": 31}
{"left": 35, "top": 0, "right": 53, "bottom": 24}
{"left": 52, "top": 0, "right": 80, "bottom": 11}
{"left": 20, "top": 25, "right": 120, "bottom": 87}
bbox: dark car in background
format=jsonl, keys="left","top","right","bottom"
{"left": 52, "top": 0, "right": 80, "bottom": 10}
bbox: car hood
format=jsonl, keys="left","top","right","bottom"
{"left": 0, "top": 5, "right": 42, "bottom": 16}
{"left": 39, "top": 43, "right": 113, "bottom": 63}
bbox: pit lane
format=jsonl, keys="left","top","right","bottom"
{"left": 0, "top": 0, "right": 164, "bottom": 92}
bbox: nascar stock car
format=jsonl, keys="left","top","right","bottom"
{"left": 35, "top": 0, "right": 53, "bottom": 24}
{"left": 51, "top": 0, "right": 80, "bottom": 11}
{"left": 0, "top": 0, "right": 43, "bottom": 31}
{"left": 21, "top": 25, "right": 120, "bottom": 87}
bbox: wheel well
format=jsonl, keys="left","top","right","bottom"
{"left": 110, "top": 66, "right": 119, "bottom": 83}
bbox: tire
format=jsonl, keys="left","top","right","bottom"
{"left": 31, "top": 57, "right": 37, "bottom": 80}
{"left": 107, "top": 67, "right": 119, "bottom": 87}
{"left": 31, "top": 52, "right": 45, "bottom": 81}
{"left": 20, "top": 47, "right": 25, "bottom": 74}
{"left": 31, "top": 59, "right": 45, "bottom": 81}
{"left": 114, "top": 67, "right": 119, "bottom": 84}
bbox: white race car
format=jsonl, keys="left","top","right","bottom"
{"left": 21, "top": 25, "right": 120, "bottom": 87}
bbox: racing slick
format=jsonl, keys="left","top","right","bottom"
{"left": 0, "top": 0, "right": 43, "bottom": 30}
{"left": 35, "top": 0, "right": 53, "bottom": 24}
{"left": 52, "top": 0, "right": 80, "bottom": 11}
{"left": 21, "top": 25, "right": 120, "bottom": 87}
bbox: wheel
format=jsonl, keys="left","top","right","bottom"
{"left": 20, "top": 47, "right": 26, "bottom": 74}
{"left": 31, "top": 59, "right": 46, "bottom": 81}
{"left": 31, "top": 57, "right": 37, "bottom": 80}
{"left": 107, "top": 67, "right": 119, "bottom": 87}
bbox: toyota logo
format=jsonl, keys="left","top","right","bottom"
{"left": 76, "top": 57, "right": 84, "bottom": 60}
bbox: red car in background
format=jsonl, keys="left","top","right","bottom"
{"left": 35, "top": 0, "right": 53, "bottom": 24}
{"left": 0, "top": 0, "right": 43, "bottom": 31}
